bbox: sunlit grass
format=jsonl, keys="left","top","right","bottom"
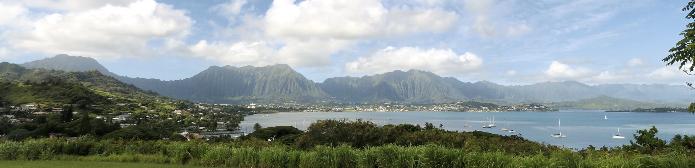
{"left": 0, "top": 160, "right": 207, "bottom": 168}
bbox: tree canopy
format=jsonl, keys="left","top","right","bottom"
{"left": 666, "top": 0, "right": 695, "bottom": 73}
{"left": 668, "top": 0, "right": 695, "bottom": 112}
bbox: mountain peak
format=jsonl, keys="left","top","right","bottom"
{"left": 20, "top": 54, "right": 115, "bottom": 76}
{"left": 267, "top": 64, "right": 292, "bottom": 69}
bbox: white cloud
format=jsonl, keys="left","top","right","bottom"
{"left": 0, "top": 3, "right": 26, "bottom": 26}
{"left": 544, "top": 61, "right": 591, "bottom": 79}
{"left": 506, "top": 70, "right": 517, "bottom": 76}
{"left": 586, "top": 66, "right": 690, "bottom": 84}
{"left": 7, "top": 0, "right": 192, "bottom": 59}
{"left": 627, "top": 58, "right": 644, "bottom": 67}
{"left": 189, "top": 40, "right": 277, "bottom": 66}
{"left": 0, "top": 47, "right": 9, "bottom": 60}
{"left": 264, "top": 0, "right": 383, "bottom": 39}
{"left": 212, "top": 0, "right": 247, "bottom": 16}
{"left": 264, "top": 0, "right": 457, "bottom": 39}
{"left": 462, "top": 0, "right": 532, "bottom": 37}
{"left": 211, "top": 0, "right": 247, "bottom": 23}
{"left": 506, "top": 23, "right": 532, "bottom": 36}
{"left": 346, "top": 46, "right": 483, "bottom": 75}
{"left": 414, "top": 0, "right": 447, "bottom": 7}
{"left": 647, "top": 66, "right": 686, "bottom": 80}
{"left": 193, "top": 0, "right": 459, "bottom": 69}
{"left": 589, "top": 71, "right": 626, "bottom": 84}
{"left": 188, "top": 38, "right": 353, "bottom": 68}
{"left": 3, "top": 0, "right": 139, "bottom": 12}
{"left": 463, "top": 0, "right": 495, "bottom": 37}
{"left": 276, "top": 39, "right": 351, "bottom": 67}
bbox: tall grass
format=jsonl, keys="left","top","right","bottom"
{"left": 1, "top": 139, "right": 694, "bottom": 168}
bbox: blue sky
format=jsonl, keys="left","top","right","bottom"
{"left": 0, "top": 0, "right": 691, "bottom": 85}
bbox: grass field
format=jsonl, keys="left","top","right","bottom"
{"left": 0, "top": 161, "right": 207, "bottom": 168}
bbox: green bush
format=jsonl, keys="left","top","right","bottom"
{"left": 199, "top": 145, "right": 230, "bottom": 166}
{"left": 0, "top": 125, "right": 694, "bottom": 167}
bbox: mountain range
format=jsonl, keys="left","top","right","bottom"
{"left": 13, "top": 54, "right": 695, "bottom": 106}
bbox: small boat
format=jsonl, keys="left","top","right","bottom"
{"left": 501, "top": 121, "right": 511, "bottom": 131}
{"left": 604, "top": 115, "right": 608, "bottom": 120}
{"left": 508, "top": 130, "right": 516, "bottom": 133}
{"left": 487, "top": 116, "right": 496, "bottom": 128}
{"left": 612, "top": 128, "right": 625, "bottom": 139}
{"left": 482, "top": 117, "right": 495, "bottom": 128}
{"left": 551, "top": 119, "right": 567, "bottom": 138}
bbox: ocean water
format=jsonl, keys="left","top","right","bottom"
{"left": 239, "top": 111, "right": 695, "bottom": 149}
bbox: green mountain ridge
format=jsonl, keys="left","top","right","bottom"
{"left": 0, "top": 62, "right": 176, "bottom": 114}
{"left": 549, "top": 96, "right": 682, "bottom": 111}
{"left": 320, "top": 70, "right": 468, "bottom": 103}
{"left": 150, "top": 65, "right": 327, "bottom": 103}
{"left": 14, "top": 55, "right": 695, "bottom": 106}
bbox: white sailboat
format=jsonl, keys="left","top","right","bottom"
{"left": 482, "top": 118, "right": 492, "bottom": 128}
{"left": 500, "top": 121, "right": 509, "bottom": 131}
{"left": 612, "top": 128, "right": 625, "bottom": 139}
{"left": 482, "top": 117, "right": 496, "bottom": 128}
{"left": 551, "top": 119, "right": 567, "bottom": 138}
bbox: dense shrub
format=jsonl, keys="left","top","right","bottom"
{"left": 1, "top": 139, "right": 695, "bottom": 167}
{"left": 0, "top": 121, "right": 694, "bottom": 167}
{"left": 294, "top": 120, "right": 555, "bottom": 155}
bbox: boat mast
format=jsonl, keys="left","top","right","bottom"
{"left": 558, "top": 119, "right": 562, "bottom": 135}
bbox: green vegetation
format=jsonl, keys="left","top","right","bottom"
{"left": 0, "top": 62, "right": 250, "bottom": 141}
{"left": 666, "top": 0, "right": 695, "bottom": 73}
{"left": 0, "top": 161, "right": 206, "bottom": 168}
{"left": 0, "top": 120, "right": 694, "bottom": 167}
{"left": 0, "top": 80, "right": 107, "bottom": 106}
{"left": 550, "top": 96, "right": 683, "bottom": 111}
{"left": 0, "top": 62, "right": 179, "bottom": 115}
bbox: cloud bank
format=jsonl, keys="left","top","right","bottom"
{"left": 346, "top": 46, "right": 483, "bottom": 76}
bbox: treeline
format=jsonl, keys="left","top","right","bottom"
{"left": 247, "top": 120, "right": 556, "bottom": 155}
{"left": 1, "top": 120, "right": 695, "bottom": 167}
{"left": 0, "top": 111, "right": 189, "bottom": 141}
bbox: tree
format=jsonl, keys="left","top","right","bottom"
{"left": 247, "top": 126, "right": 302, "bottom": 145}
{"left": 253, "top": 123, "right": 262, "bottom": 131}
{"left": 667, "top": 0, "right": 695, "bottom": 112}
{"left": 630, "top": 126, "right": 666, "bottom": 154}
{"left": 60, "top": 106, "right": 73, "bottom": 122}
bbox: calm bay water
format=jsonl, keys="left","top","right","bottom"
{"left": 240, "top": 111, "right": 695, "bottom": 149}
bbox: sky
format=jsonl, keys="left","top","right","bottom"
{"left": 0, "top": 0, "right": 692, "bottom": 85}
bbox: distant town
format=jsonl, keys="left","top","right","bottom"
{"left": 0, "top": 101, "right": 555, "bottom": 136}
{"left": 240, "top": 101, "right": 557, "bottom": 113}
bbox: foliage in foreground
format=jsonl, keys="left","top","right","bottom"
{"left": 1, "top": 121, "right": 695, "bottom": 168}
{"left": 0, "top": 160, "right": 204, "bottom": 168}
{"left": 0, "top": 138, "right": 694, "bottom": 168}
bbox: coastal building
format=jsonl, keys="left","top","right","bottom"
{"left": 201, "top": 130, "right": 244, "bottom": 140}
{"left": 20, "top": 103, "right": 38, "bottom": 111}
{"left": 113, "top": 114, "right": 131, "bottom": 122}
